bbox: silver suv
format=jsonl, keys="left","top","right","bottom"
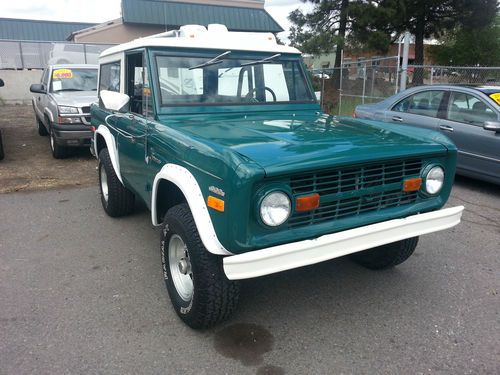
{"left": 30, "top": 64, "right": 98, "bottom": 158}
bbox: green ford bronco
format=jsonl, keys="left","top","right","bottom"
{"left": 91, "top": 24, "right": 464, "bottom": 328}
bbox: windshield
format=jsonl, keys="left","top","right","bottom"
{"left": 50, "top": 68, "right": 98, "bottom": 92}
{"left": 155, "top": 55, "right": 315, "bottom": 106}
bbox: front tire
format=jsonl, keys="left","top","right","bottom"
{"left": 50, "top": 128, "right": 68, "bottom": 159}
{"left": 98, "top": 148, "right": 135, "bottom": 217}
{"left": 161, "top": 203, "right": 239, "bottom": 329}
{"left": 350, "top": 237, "right": 419, "bottom": 270}
{"left": 37, "top": 117, "right": 48, "bottom": 136}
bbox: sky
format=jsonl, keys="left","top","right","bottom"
{"left": 0, "top": 0, "right": 313, "bottom": 41}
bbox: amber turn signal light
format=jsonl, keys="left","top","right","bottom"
{"left": 207, "top": 196, "right": 225, "bottom": 212}
{"left": 403, "top": 177, "right": 422, "bottom": 192}
{"left": 295, "top": 194, "right": 320, "bottom": 212}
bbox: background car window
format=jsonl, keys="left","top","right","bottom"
{"left": 447, "top": 92, "right": 497, "bottom": 126}
{"left": 392, "top": 90, "right": 445, "bottom": 117}
{"left": 99, "top": 62, "right": 121, "bottom": 93}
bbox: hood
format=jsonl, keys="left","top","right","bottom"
{"left": 166, "top": 112, "right": 449, "bottom": 176}
{"left": 51, "top": 91, "right": 97, "bottom": 107}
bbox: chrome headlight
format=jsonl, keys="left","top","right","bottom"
{"left": 260, "top": 191, "right": 291, "bottom": 227}
{"left": 58, "top": 106, "right": 79, "bottom": 114}
{"left": 425, "top": 166, "right": 444, "bottom": 194}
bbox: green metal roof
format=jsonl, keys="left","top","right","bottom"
{"left": 0, "top": 18, "right": 95, "bottom": 42}
{"left": 122, "top": 0, "right": 283, "bottom": 33}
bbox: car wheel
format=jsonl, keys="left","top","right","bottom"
{"left": 37, "top": 117, "right": 48, "bottom": 136}
{"left": 161, "top": 203, "right": 240, "bottom": 329}
{"left": 49, "top": 128, "right": 68, "bottom": 159}
{"left": 0, "top": 129, "right": 4, "bottom": 160}
{"left": 98, "top": 148, "right": 135, "bottom": 217}
{"left": 350, "top": 237, "right": 419, "bottom": 270}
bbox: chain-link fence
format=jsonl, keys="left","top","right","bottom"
{"left": 311, "top": 59, "right": 500, "bottom": 116}
{"left": 0, "top": 40, "right": 115, "bottom": 70}
{"left": 311, "top": 56, "right": 400, "bottom": 116}
{"left": 407, "top": 65, "right": 500, "bottom": 87}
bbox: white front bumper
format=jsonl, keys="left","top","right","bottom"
{"left": 223, "top": 206, "right": 464, "bottom": 280}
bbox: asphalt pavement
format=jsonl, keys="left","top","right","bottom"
{"left": 0, "top": 176, "right": 499, "bottom": 375}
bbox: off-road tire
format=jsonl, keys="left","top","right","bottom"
{"left": 98, "top": 148, "right": 135, "bottom": 217}
{"left": 37, "top": 117, "right": 48, "bottom": 136}
{"left": 0, "top": 129, "right": 4, "bottom": 160}
{"left": 350, "top": 237, "right": 419, "bottom": 270}
{"left": 49, "top": 127, "right": 69, "bottom": 159}
{"left": 161, "top": 203, "right": 240, "bottom": 329}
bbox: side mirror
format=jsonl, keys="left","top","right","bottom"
{"left": 0, "top": 79, "right": 4, "bottom": 87}
{"left": 100, "top": 90, "right": 130, "bottom": 113}
{"left": 483, "top": 121, "right": 500, "bottom": 132}
{"left": 30, "top": 83, "right": 46, "bottom": 94}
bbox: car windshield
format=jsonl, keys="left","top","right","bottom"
{"left": 51, "top": 68, "right": 98, "bottom": 92}
{"left": 155, "top": 55, "right": 315, "bottom": 106}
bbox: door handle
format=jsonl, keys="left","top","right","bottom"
{"left": 392, "top": 116, "right": 403, "bottom": 122}
{"left": 439, "top": 125, "right": 454, "bottom": 132}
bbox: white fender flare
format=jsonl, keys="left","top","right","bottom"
{"left": 151, "top": 164, "right": 232, "bottom": 256}
{"left": 94, "top": 125, "right": 123, "bottom": 184}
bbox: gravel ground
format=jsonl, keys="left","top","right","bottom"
{"left": 0, "top": 176, "right": 498, "bottom": 375}
{"left": 0, "top": 105, "right": 96, "bottom": 193}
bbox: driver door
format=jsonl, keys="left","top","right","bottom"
{"left": 116, "top": 51, "right": 152, "bottom": 194}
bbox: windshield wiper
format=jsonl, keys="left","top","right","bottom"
{"left": 189, "top": 51, "right": 231, "bottom": 70}
{"left": 55, "top": 88, "right": 85, "bottom": 92}
{"left": 241, "top": 54, "right": 281, "bottom": 67}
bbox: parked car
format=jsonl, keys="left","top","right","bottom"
{"left": 92, "top": 24, "right": 463, "bottom": 329}
{"left": 354, "top": 85, "right": 500, "bottom": 185}
{"left": 0, "top": 78, "right": 4, "bottom": 160}
{"left": 30, "top": 64, "right": 98, "bottom": 158}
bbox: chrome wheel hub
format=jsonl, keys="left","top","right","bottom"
{"left": 100, "top": 167, "right": 109, "bottom": 202}
{"left": 168, "top": 234, "right": 193, "bottom": 301}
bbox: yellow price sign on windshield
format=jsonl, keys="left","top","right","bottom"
{"left": 53, "top": 69, "right": 73, "bottom": 79}
{"left": 489, "top": 93, "right": 500, "bottom": 105}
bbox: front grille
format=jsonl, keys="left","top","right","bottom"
{"left": 287, "top": 159, "right": 423, "bottom": 228}
{"left": 81, "top": 106, "right": 91, "bottom": 113}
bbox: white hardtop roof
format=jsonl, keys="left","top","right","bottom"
{"left": 100, "top": 24, "right": 301, "bottom": 58}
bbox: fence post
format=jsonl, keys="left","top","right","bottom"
{"left": 362, "top": 62, "right": 367, "bottom": 104}
{"left": 320, "top": 70, "right": 325, "bottom": 110}
{"left": 18, "top": 41, "right": 25, "bottom": 69}
{"left": 83, "top": 44, "right": 88, "bottom": 64}
{"left": 400, "top": 31, "right": 410, "bottom": 91}
{"left": 338, "top": 49, "right": 343, "bottom": 115}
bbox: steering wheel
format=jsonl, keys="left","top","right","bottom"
{"left": 245, "top": 86, "right": 277, "bottom": 102}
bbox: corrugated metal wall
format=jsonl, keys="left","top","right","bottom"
{"left": 0, "top": 18, "right": 95, "bottom": 42}
{"left": 122, "top": 0, "right": 283, "bottom": 32}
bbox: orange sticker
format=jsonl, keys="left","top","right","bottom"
{"left": 52, "top": 69, "right": 73, "bottom": 79}
{"left": 489, "top": 93, "right": 500, "bottom": 105}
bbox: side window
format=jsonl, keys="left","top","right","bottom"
{"left": 99, "top": 61, "right": 121, "bottom": 93}
{"left": 392, "top": 90, "right": 445, "bottom": 118}
{"left": 126, "top": 52, "right": 153, "bottom": 116}
{"left": 447, "top": 92, "right": 497, "bottom": 126}
{"left": 263, "top": 64, "right": 290, "bottom": 101}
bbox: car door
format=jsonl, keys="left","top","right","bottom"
{"left": 384, "top": 89, "right": 448, "bottom": 131}
{"left": 438, "top": 90, "right": 500, "bottom": 181}
{"left": 116, "top": 51, "right": 151, "bottom": 195}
